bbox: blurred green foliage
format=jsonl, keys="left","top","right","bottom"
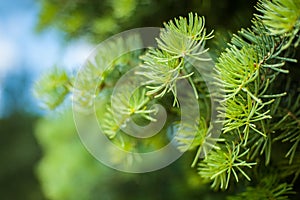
{"left": 36, "top": 0, "right": 256, "bottom": 42}
{"left": 0, "top": 70, "right": 46, "bottom": 200}
{"left": 35, "top": 110, "right": 228, "bottom": 200}
{"left": 0, "top": 113, "right": 44, "bottom": 199}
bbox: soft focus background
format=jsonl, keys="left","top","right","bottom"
{"left": 0, "top": 0, "right": 257, "bottom": 199}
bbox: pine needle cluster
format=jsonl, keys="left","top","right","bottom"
{"left": 35, "top": 0, "right": 300, "bottom": 198}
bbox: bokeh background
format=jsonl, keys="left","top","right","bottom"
{"left": 0, "top": 0, "right": 258, "bottom": 199}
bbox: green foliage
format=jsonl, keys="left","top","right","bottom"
{"left": 34, "top": 68, "right": 71, "bottom": 110}
{"left": 34, "top": 110, "right": 228, "bottom": 200}
{"left": 73, "top": 35, "right": 142, "bottom": 111}
{"left": 36, "top": 0, "right": 256, "bottom": 42}
{"left": 199, "top": 143, "right": 255, "bottom": 190}
{"left": 158, "top": 13, "right": 213, "bottom": 60}
{"left": 273, "top": 82, "right": 300, "bottom": 164}
{"left": 201, "top": 0, "right": 300, "bottom": 191}
{"left": 102, "top": 88, "right": 156, "bottom": 139}
{"left": 35, "top": 0, "right": 300, "bottom": 199}
{"left": 227, "top": 182, "right": 294, "bottom": 200}
{"left": 174, "top": 116, "right": 208, "bottom": 152}
{"left": 227, "top": 171, "right": 295, "bottom": 200}
{"left": 257, "top": 0, "right": 300, "bottom": 36}
{"left": 35, "top": 111, "right": 105, "bottom": 200}
{"left": 139, "top": 13, "right": 213, "bottom": 104}
{"left": 0, "top": 114, "right": 45, "bottom": 199}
